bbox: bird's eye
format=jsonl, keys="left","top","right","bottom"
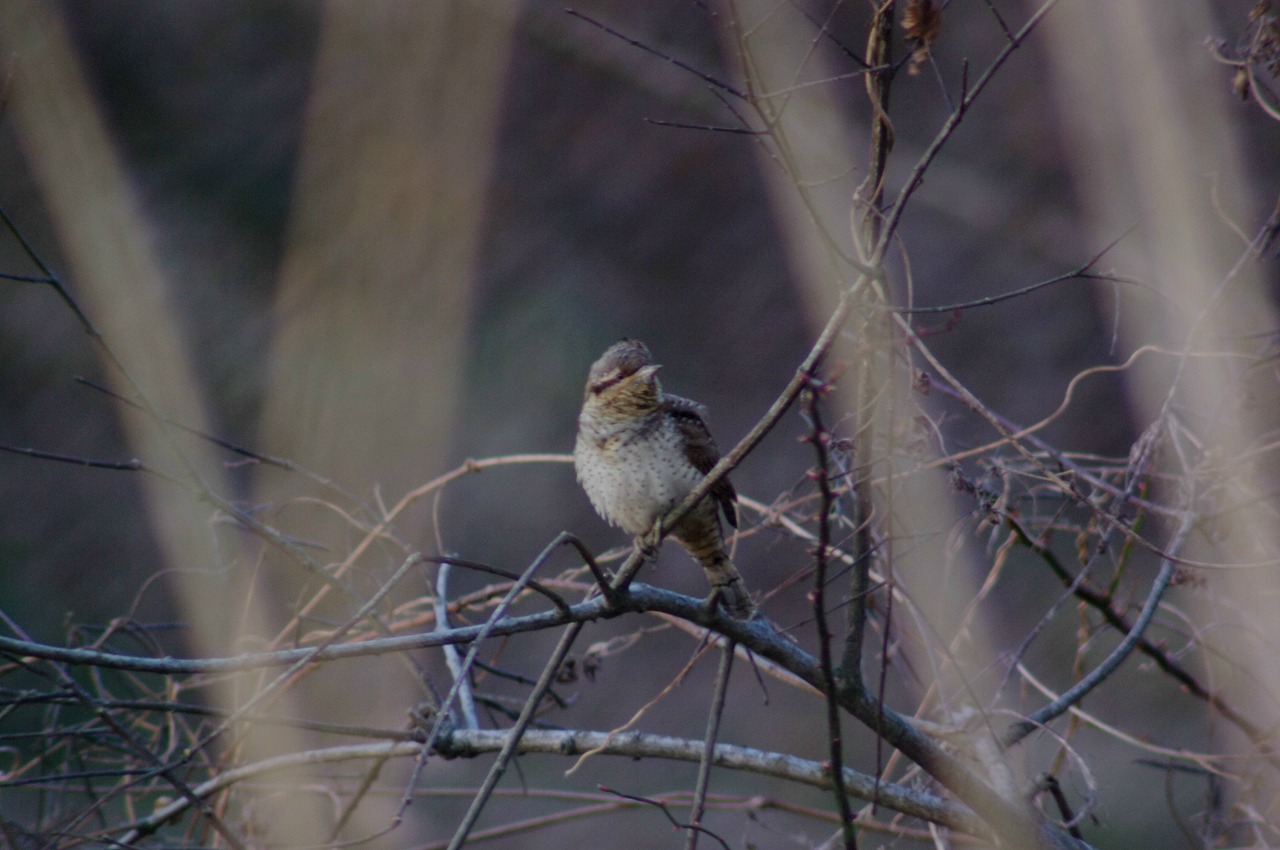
{"left": 590, "top": 369, "right": 623, "bottom": 395}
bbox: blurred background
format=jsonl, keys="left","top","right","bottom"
{"left": 0, "top": 1, "right": 1277, "bottom": 847}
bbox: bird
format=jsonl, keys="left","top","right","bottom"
{"left": 574, "top": 339, "right": 753, "bottom": 619}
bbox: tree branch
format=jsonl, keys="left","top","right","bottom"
{"left": 118, "top": 727, "right": 987, "bottom": 843}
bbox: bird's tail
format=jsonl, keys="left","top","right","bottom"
{"left": 686, "top": 545, "right": 754, "bottom": 620}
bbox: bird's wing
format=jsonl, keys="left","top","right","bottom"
{"left": 664, "top": 395, "right": 738, "bottom": 528}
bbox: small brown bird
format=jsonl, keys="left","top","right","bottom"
{"left": 574, "top": 339, "right": 753, "bottom": 619}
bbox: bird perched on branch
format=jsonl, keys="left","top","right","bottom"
{"left": 574, "top": 339, "right": 753, "bottom": 619}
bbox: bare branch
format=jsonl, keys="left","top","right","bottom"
{"left": 685, "top": 642, "right": 736, "bottom": 850}
{"left": 119, "top": 728, "right": 987, "bottom": 841}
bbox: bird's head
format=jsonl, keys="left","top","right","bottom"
{"left": 583, "top": 338, "right": 663, "bottom": 416}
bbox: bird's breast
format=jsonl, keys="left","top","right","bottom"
{"left": 574, "top": 416, "right": 702, "bottom": 536}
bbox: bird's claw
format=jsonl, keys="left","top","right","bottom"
{"left": 636, "top": 528, "right": 662, "bottom": 558}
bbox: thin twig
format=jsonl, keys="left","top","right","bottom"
{"left": 0, "top": 615, "right": 249, "bottom": 850}
{"left": 608, "top": 785, "right": 731, "bottom": 850}
{"left": 685, "top": 642, "right": 735, "bottom": 850}
{"left": 444, "top": 622, "right": 586, "bottom": 850}
{"left": 549, "top": 530, "right": 620, "bottom": 606}
{"left": 71, "top": 375, "right": 361, "bottom": 501}
{"left": 644, "top": 117, "right": 764, "bottom": 135}
{"left": 0, "top": 443, "right": 144, "bottom": 471}
{"left": 889, "top": 221, "right": 1145, "bottom": 315}
{"left": 874, "top": 0, "right": 1063, "bottom": 262}
{"left": 1003, "top": 508, "right": 1197, "bottom": 747}
{"left": 397, "top": 535, "right": 577, "bottom": 830}
{"left": 0, "top": 204, "right": 99, "bottom": 338}
{"left": 422, "top": 554, "right": 571, "bottom": 615}
{"left": 565, "top": 8, "right": 746, "bottom": 98}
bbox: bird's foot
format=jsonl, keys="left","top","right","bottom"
{"left": 635, "top": 529, "right": 662, "bottom": 559}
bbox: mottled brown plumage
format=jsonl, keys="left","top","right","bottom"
{"left": 574, "top": 339, "right": 753, "bottom": 619}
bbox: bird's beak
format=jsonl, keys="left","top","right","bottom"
{"left": 636, "top": 364, "right": 662, "bottom": 381}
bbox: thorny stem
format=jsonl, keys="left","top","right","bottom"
{"left": 835, "top": 447, "right": 873, "bottom": 691}
{"left": 804, "top": 375, "right": 858, "bottom": 849}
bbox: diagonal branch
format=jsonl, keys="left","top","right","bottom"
{"left": 873, "top": 0, "right": 1064, "bottom": 262}
{"left": 444, "top": 623, "right": 586, "bottom": 850}
{"left": 684, "top": 642, "right": 735, "bottom": 850}
{"left": 614, "top": 287, "right": 859, "bottom": 593}
{"left": 1003, "top": 508, "right": 1197, "bottom": 747}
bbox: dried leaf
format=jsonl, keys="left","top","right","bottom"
{"left": 903, "top": 0, "right": 942, "bottom": 76}
{"left": 1234, "top": 65, "right": 1251, "bottom": 100}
